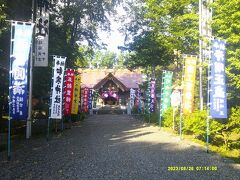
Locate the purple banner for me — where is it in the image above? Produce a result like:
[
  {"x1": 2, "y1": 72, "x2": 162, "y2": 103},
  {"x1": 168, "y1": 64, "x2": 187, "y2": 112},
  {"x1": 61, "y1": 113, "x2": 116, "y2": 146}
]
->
[
  {"x1": 210, "y1": 39, "x2": 227, "y2": 119},
  {"x1": 150, "y1": 80, "x2": 156, "y2": 112}
]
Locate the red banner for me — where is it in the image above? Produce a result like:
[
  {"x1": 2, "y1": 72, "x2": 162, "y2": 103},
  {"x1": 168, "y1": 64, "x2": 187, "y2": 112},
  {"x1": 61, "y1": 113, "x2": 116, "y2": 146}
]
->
[
  {"x1": 64, "y1": 69, "x2": 75, "y2": 116},
  {"x1": 82, "y1": 87, "x2": 89, "y2": 113}
]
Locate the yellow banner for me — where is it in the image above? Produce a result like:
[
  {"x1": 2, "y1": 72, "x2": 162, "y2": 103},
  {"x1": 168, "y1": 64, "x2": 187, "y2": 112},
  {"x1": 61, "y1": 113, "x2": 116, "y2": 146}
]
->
[
  {"x1": 182, "y1": 56, "x2": 197, "y2": 114},
  {"x1": 71, "y1": 75, "x2": 81, "y2": 114}
]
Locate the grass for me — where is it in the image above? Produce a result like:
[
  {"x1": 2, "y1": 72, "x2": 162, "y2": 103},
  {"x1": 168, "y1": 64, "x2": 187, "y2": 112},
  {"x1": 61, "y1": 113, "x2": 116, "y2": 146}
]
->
[
  {"x1": 141, "y1": 117, "x2": 240, "y2": 164},
  {"x1": 160, "y1": 127, "x2": 240, "y2": 163}
]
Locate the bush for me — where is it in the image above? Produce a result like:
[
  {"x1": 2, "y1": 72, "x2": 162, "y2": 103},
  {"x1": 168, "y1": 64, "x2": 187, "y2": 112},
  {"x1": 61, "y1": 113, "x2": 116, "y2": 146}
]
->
[
  {"x1": 143, "y1": 112, "x2": 160, "y2": 124},
  {"x1": 183, "y1": 110, "x2": 207, "y2": 140},
  {"x1": 211, "y1": 106, "x2": 240, "y2": 150},
  {"x1": 131, "y1": 105, "x2": 139, "y2": 114},
  {"x1": 162, "y1": 107, "x2": 173, "y2": 128}
]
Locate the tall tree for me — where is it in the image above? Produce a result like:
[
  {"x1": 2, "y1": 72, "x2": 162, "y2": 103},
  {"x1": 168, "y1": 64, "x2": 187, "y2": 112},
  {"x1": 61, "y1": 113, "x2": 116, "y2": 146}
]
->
[
  {"x1": 50, "y1": 0, "x2": 121, "y2": 67},
  {"x1": 212, "y1": 0, "x2": 240, "y2": 107},
  {"x1": 124, "y1": 31, "x2": 174, "y2": 75},
  {"x1": 145, "y1": 0, "x2": 199, "y2": 54}
]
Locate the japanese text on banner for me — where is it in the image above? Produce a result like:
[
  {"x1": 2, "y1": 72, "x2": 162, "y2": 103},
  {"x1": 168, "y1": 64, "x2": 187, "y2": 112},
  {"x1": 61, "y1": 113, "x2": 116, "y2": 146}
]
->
[
  {"x1": 182, "y1": 56, "x2": 197, "y2": 114},
  {"x1": 50, "y1": 56, "x2": 66, "y2": 119},
  {"x1": 82, "y1": 87, "x2": 89, "y2": 112},
  {"x1": 71, "y1": 75, "x2": 81, "y2": 114},
  {"x1": 160, "y1": 71, "x2": 173, "y2": 116},
  {"x1": 10, "y1": 22, "x2": 34, "y2": 120},
  {"x1": 35, "y1": 4, "x2": 49, "y2": 67},
  {"x1": 150, "y1": 80, "x2": 156, "y2": 112},
  {"x1": 64, "y1": 69, "x2": 74, "y2": 116},
  {"x1": 210, "y1": 40, "x2": 227, "y2": 118}
]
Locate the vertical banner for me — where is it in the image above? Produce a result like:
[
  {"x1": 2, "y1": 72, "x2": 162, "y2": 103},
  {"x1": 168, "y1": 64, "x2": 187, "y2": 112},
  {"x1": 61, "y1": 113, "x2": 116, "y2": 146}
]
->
[
  {"x1": 64, "y1": 69, "x2": 74, "y2": 116},
  {"x1": 145, "y1": 81, "x2": 150, "y2": 113},
  {"x1": 150, "y1": 80, "x2": 156, "y2": 112},
  {"x1": 210, "y1": 40, "x2": 227, "y2": 118},
  {"x1": 160, "y1": 71, "x2": 173, "y2": 116},
  {"x1": 82, "y1": 87, "x2": 89, "y2": 113},
  {"x1": 136, "y1": 88, "x2": 142, "y2": 112},
  {"x1": 50, "y1": 56, "x2": 66, "y2": 119},
  {"x1": 182, "y1": 55, "x2": 197, "y2": 114},
  {"x1": 71, "y1": 75, "x2": 81, "y2": 114},
  {"x1": 9, "y1": 22, "x2": 34, "y2": 120},
  {"x1": 88, "y1": 89, "x2": 93, "y2": 110},
  {"x1": 34, "y1": 3, "x2": 49, "y2": 67},
  {"x1": 130, "y1": 88, "x2": 136, "y2": 108}
]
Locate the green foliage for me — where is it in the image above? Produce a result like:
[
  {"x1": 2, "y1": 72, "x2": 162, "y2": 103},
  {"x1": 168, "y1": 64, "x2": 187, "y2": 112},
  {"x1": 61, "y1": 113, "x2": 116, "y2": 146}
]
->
[
  {"x1": 51, "y1": 0, "x2": 121, "y2": 67},
  {"x1": 227, "y1": 106, "x2": 240, "y2": 134},
  {"x1": 124, "y1": 31, "x2": 174, "y2": 70},
  {"x1": 212, "y1": 0, "x2": 240, "y2": 106},
  {"x1": 131, "y1": 105, "x2": 139, "y2": 114},
  {"x1": 162, "y1": 107, "x2": 174, "y2": 128},
  {"x1": 160, "y1": 107, "x2": 240, "y2": 151},
  {"x1": 71, "y1": 112, "x2": 86, "y2": 122},
  {"x1": 144, "y1": 112, "x2": 159, "y2": 124},
  {"x1": 145, "y1": 0, "x2": 199, "y2": 54},
  {"x1": 0, "y1": 1, "x2": 7, "y2": 36},
  {"x1": 183, "y1": 110, "x2": 207, "y2": 140}
]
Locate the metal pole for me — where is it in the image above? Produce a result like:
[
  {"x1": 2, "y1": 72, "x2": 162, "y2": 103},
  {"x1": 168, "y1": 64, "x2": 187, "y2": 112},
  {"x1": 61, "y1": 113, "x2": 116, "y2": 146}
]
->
[
  {"x1": 47, "y1": 59, "x2": 55, "y2": 140},
  {"x1": 172, "y1": 108, "x2": 175, "y2": 131},
  {"x1": 199, "y1": 0, "x2": 204, "y2": 111},
  {"x1": 47, "y1": 117, "x2": 50, "y2": 141},
  {"x1": 206, "y1": 39, "x2": 212, "y2": 153},
  {"x1": 159, "y1": 71, "x2": 165, "y2": 128},
  {"x1": 26, "y1": 0, "x2": 35, "y2": 139},
  {"x1": 8, "y1": 21, "x2": 13, "y2": 161},
  {"x1": 179, "y1": 58, "x2": 185, "y2": 140}
]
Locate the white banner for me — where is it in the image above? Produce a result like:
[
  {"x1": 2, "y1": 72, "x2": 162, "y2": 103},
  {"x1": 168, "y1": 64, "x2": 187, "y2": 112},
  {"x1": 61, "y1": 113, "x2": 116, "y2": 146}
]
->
[
  {"x1": 50, "y1": 56, "x2": 66, "y2": 119},
  {"x1": 34, "y1": 5, "x2": 49, "y2": 67},
  {"x1": 130, "y1": 88, "x2": 136, "y2": 108}
]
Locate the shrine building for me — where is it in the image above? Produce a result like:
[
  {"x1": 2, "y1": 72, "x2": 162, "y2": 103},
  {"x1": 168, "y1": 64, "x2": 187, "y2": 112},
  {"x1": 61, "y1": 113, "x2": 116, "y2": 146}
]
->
[{"x1": 79, "y1": 69, "x2": 143, "y2": 106}]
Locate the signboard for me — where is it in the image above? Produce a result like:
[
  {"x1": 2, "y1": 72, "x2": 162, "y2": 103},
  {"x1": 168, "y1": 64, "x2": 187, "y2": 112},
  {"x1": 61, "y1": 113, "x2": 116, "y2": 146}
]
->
[
  {"x1": 9, "y1": 22, "x2": 34, "y2": 120},
  {"x1": 160, "y1": 71, "x2": 173, "y2": 116},
  {"x1": 64, "y1": 69, "x2": 74, "y2": 116},
  {"x1": 50, "y1": 56, "x2": 66, "y2": 119},
  {"x1": 182, "y1": 56, "x2": 197, "y2": 114},
  {"x1": 34, "y1": 3, "x2": 49, "y2": 67},
  {"x1": 71, "y1": 75, "x2": 81, "y2": 114},
  {"x1": 171, "y1": 90, "x2": 181, "y2": 108},
  {"x1": 210, "y1": 40, "x2": 227, "y2": 118},
  {"x1": 150, "y1": 80, "x2": 156, "y2": 112}
]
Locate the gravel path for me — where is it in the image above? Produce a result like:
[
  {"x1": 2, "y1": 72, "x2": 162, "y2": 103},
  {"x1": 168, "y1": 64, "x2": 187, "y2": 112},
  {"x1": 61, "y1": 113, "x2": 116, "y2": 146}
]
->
[{"x1": 0, "y1": 114, "x2": 239, "y2": 180}]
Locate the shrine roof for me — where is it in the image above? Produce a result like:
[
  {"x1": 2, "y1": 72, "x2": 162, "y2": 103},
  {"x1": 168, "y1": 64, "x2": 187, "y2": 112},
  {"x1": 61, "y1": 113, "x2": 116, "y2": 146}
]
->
[{"x1": 78, "y1": 68, "x2": 143, "y2": 89}]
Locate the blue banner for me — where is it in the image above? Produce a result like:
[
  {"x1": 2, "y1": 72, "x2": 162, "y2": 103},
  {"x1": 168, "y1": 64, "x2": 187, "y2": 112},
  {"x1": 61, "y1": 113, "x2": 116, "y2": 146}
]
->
[
  {"x1": 88, "y1": 89, "x2": 93, "y2": 110},
  {"x1": 10, "y1": 22, "x2": 33, "y2": 120},
  {"x1": 210, "y1": 39, "x2": 227, "y2": 119}
]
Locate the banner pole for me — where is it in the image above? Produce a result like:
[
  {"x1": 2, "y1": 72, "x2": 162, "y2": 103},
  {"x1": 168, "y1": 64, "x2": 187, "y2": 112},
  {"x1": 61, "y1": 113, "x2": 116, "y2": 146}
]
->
[
  {"x1": 47, "y1": 58, "x2": 55, "y2": 141},
  {"x1": 179, "y1": 58, "x2": 185, "y2": 140},
  {"x1": 7, "y1": 22, "x2": 13, "y2": 160},
  {"x1": 206, "y1": 39, "x2": 212, "y2": 153},
  {"x1": 47, "y1": 117, "x2": 50, "y2": 141},
  {"x1": 26, "y1": 0, "x2": 35, "y2": 139},
  {"x1": 159, "y1": 71, "x2": 164, "y2": 128}
]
